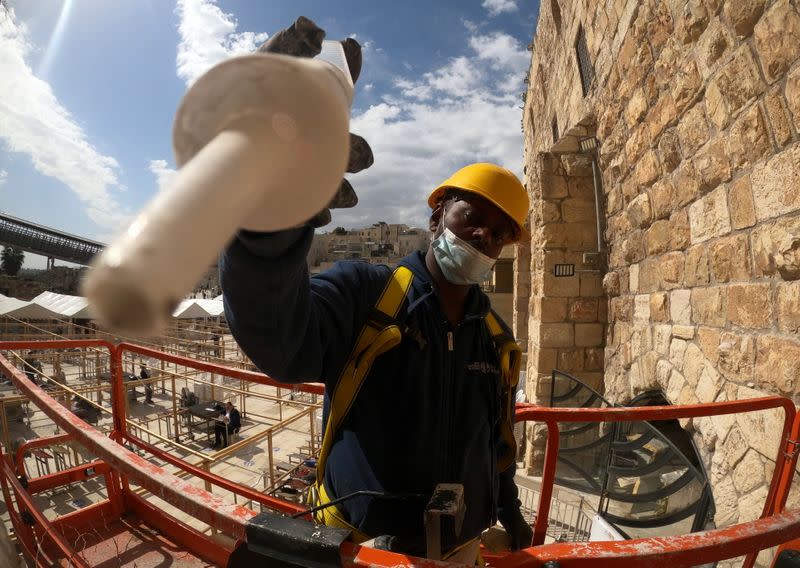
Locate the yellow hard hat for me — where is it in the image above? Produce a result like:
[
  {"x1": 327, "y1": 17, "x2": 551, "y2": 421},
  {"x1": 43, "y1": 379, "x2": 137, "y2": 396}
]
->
[{"x1": 428, "y1": 163, "x2": 529, "y2": 241}]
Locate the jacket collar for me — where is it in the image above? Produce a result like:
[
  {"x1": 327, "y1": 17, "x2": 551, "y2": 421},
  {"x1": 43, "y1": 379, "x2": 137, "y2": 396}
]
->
[{"x1": 398, "y1": 250, "x2": 491, "y2": 320}]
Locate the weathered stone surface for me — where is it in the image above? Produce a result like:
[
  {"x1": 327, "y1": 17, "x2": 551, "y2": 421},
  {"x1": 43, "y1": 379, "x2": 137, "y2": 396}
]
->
[
  {"x1": 713, "y1": 474, "x2": 740, "y2": 526},
  {"x1": 666, "y1": 368, "x2": 685, "y2": 402},
  {"x1": 738, "y1": 485, "x2": 770, "y2": 523},
  {"x1": 627, "y1": 193, "x2": 653, "y2": 229},
  {"x1": 728, "y1": 175, "x2": 756, "y2": 230},
  {"x1": 726, "y1": 104, "x2": 772, "y2": 170},
  {"x1": 753, "y1": 0, "x2": 800, "y2": 83},
  {"x1": 638, "y1": 257, "x2": 660, "y2": 292},
  {"x1": 647, "y1": 91, "x2": 677, "y2": 141},
  {"x1": 569, "y1": 298, "x2": 599, "y2": 322},
  {"x1": 709, "y1": 233, "x2": 752, "y2": 282},
  {"x1": 718, "y1": 332, "x2": 756, "y2": 383},
  {"x1": 580, "y1": 273, "x2": 604, "y2": 297},
  {"x1": 697, "y1": 326, "x2": 721, "y2": 362},
  {"x1": 724, "y1": 0, "x2": 766, "y2": 38},
  {"x1": 755, "y1": 335, "x2": 800, "y2": 395},
  {"x1": 777, "y1": 282, "x2": 800, "y2": 333},
  {"x1": 575, "y1": 323, "x2": 604, "y2": 347},
  {"x1": 634, "y1": 150, "x2": 661, "y2": 187},
  {"x1": 692, "y1": 286, "x2": 727, "y2": 327},
  {"x1": 650, "y1": 179, "x2": 675, "y2": 220},
  {"x1": 684, "y1": 245, "x2": 710, "y2": 286},
  {"x1": 670, "y1": 289, "x2": 692, "y2": 324},
  {"x1": 688, "y1": 186, "x2": 732, "y2": 243},
  {"x1": 727, "y1": 283, "x2": 773, "y2": 328},
  {"x1": 723, "y1": 425, "x2": 749, "y2": 468},
  {"x1": 764, "y1": 85, "x2": 793, "y2": 147},
  {"x1": 693, "y1": 138, "x2": 731, "y2": 194},
  {"x1": 644, "y1": 220, "x2": 671, "y2": 255},
  {"x1": 677, "y1": 103, "x2": 710, "y2": 155},
  {"x1": 585, "y1": 347, "x2": 603, "y2": 370},
  {"x1": 660, "y1": 251, "x2": 685, "y2": 289},
  {"x1": 695, "y1": 17, "x2": 733, "y2": 76},
  {"x1": 678, "y1": 0, "x2": 710, "y2": 43},
  {"x1": 657, "y1": 129, "x2": 682, "y2": 173},
  {"x1": 750, "y1": 215, "x2": 800, "y2": 279},
  {"x1": 603, "y1": 271, "x2": 620, "y2": 296},
  {"x1": 672, "y1": 161, "x2": 701, "y2": 208},
  {"x1": 672, "y1": 324, "x2": 694, "y2": 339},
  {"x1": 625, "y1": 123, "x2": 651, "y2": 166},
  {"x1": 696, "y1": 363, "x2": 723, "y2": 402},
  {"x1": 540, "y1": 200, "x2": 561, "y2": 223},
  {"x1": 751, "y1": 145, "x2": 800, "y2": 221},
  {"x1": 634, "y1": 293, "x2": 650, "y2": 322},
  {"x1": 630, "y1": 264, "x2": 640, "y2": 293},
  {"x1": 542, "y1": 174, "x2": 569, "y2": 198},
  {"x1": 670, "y1": 337, "x2": 688, "y2": 370},
  {"x1": 682, "y1": 342, "x2": 706, "y2": 386},
  {"x1": 671, "y1": 57, "x2": 703, "y2": 114},
  {"x1": 650, "y1": 292, "x2": 669, "y2": 322},
  {"x1": 561, "y1": 198, "x2": 596, "y2": 222},
  {"x1": 733, "y1": 450, "x2": 765, "y2": 493},
  {"x1": 669, "y1": 209, "x2": 691, "y2": 251},
  {"x1": 704, "y1": 45, "x2": 766, "y2": 129},
  {"x1": 654, "y1": 324, "x2": 673, "y2": 354},
  {"x1": 539, "y1": 323, "x2": 575, "y2": 348},
  {"x1": 788, "y1": 67, "x2": 800, "y2": 130},
  {"x1": 624, "y1": 87, "x2": 649, "y2": 126},
  {"x1": 538, "y1": 297, "x2": 568, "y2": 322},
  {"x1": 558, "y1": 349, "x2": 584, "y2": 371}
]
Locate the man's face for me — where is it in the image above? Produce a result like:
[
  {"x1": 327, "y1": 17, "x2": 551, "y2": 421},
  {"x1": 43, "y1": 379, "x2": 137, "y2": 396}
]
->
[
  {"x1": 432, "y1": 194, "x2": 516, "y2": 259},
  {"x1": 226, "y1": 403, "x2": 233, "y2": 411}
]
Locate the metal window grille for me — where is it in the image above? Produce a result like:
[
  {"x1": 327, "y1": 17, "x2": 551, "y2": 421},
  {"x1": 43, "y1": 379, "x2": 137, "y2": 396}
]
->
[
  {"x1": 551, "y1": 116, "x2": 559, "y2": 143},
  {"x1": 575, "y1": 26, "x2": 594, "y2": 97}
]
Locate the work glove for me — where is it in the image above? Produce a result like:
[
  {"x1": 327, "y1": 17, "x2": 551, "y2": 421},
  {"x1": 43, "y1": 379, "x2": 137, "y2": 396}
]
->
[
  {"x1": 258, "y1": 17, "x2": 373, "y2": 228},
  {"x1": 499, "y1": 506, "x2": 533, "y2": 551}
]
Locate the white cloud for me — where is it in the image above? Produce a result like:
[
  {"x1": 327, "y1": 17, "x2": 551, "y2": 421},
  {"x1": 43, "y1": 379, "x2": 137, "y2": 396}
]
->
[
  {"x1": 149, "y1": 159, "x2": 177, "y2": 192},
  {"x1": 482, "y1": 0, "x2": 519, "y2": 17},
  {"x1": 0, "y1": 169, "x2": 7, "y2": 188},
  {"x1": 469, "y1": 32, "x2": 530, "y2": 75},
  {"x1": 0, "y1": 8, "x2": 129, "y2": 229},
  {"x1": 175, "y1": 0, "x2": 268, "y2": 86}
]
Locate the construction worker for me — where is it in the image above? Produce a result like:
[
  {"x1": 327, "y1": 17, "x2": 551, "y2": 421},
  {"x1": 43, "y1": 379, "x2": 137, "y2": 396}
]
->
[{"x1": 221, "y1": 159, "x2": 532, "y2": 559}]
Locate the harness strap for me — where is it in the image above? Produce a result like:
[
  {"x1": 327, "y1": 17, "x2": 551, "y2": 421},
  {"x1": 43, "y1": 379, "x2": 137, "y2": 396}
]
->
[
  {"x1": 485, "y1": 311, "x2": 522, "y2": 472},
  {"x1": 314, "y1": 266, "x2": 414, "y2": 527}
]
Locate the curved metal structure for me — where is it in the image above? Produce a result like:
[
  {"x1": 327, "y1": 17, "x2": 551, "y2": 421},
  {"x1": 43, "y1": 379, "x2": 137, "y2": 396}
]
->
[{"x1": 0, "y1": 213, "x2": 105, "y2": 266}]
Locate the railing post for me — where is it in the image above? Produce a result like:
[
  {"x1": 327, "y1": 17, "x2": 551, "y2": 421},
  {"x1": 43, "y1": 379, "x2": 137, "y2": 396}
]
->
[
  {"x1": 110, "y1": 345, "x2": 127, "y2": 436},
  {"x1": 532, "y1": 419, "x2": 559, "y2": 546}
]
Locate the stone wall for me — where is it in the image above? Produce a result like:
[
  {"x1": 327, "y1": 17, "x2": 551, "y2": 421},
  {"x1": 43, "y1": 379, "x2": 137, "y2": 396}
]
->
[{"x1": 522, "y1": 0, "x2": 800, "y2": 560}]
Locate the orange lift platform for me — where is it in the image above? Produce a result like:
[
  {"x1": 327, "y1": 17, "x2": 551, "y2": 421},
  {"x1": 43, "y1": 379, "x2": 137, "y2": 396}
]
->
[{"x1": 1, "y1": 339, "x2": 800, "y2": 567}]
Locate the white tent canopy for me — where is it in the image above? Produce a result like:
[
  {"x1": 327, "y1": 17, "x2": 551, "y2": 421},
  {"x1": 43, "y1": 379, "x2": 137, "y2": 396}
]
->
[{"x1": 0, "y1": 292, "x2": 223, "y2": 321}]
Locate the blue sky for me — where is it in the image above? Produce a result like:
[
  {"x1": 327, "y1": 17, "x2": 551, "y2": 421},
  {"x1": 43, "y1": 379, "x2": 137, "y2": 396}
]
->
[{"x1": 0, "y1": 0, "x2": 539, "y2": 268}]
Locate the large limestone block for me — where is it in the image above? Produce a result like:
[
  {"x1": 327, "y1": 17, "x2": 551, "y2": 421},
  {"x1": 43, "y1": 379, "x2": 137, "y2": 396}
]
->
[
  {"x1": 764, "y1": 84, "x2": 794, "y2": 147},
  {"x1": 724, "y1": 0, "x2": 766, "y2": 38},
  {"x1": 728, "y1": 175, "x2": 756, "y2": 230},
  {"x1": 538, "y1": 297, "x2": 568, "y2": 322},
  {"x1": 718, "y1": 332, "x2": 756, "y2": 383},
  {"x1": 657, "y1": 129, "x2": 682, "y2": 174},
  {"x1": 539, "y1": 323, "x2": 574, "y2": 348},
  {"x1": 697, "y1": 326, "x2": 721, "y2": 363},
  {"x1": 678, "y1": 0, "x2": 710, "y2": 44},
  {"x1": 650, "y1": 292, "x2": 670, "y2": 322},
  {"x1": 750, "y1": 215, "x2": 800, "y2": 278},
  {"x1": 569, "y1": 298, "x2": 599, "y2": 322},
  {"x1": 670, "y1": 288, "x2": 692, "y2": 324},
  {"x1": 753, "y1": 0, "x2": 800, "y2": 83},
  {"x1": 634, "y1": 150, "x2": 661, "y2": 187},
  {"x1": 693, "y1": 138, "x2": 732, "y2": 194},
  {"x1": 691, "y1": 286, "x2": 727, "y2": 327},
  {"x1": 733, "y1": 450, "x2": 766, "y2": 494},
  {"x1": 672, "y1": 161, "x2": 702, "y2": 208},
  {"x1": 735, "y1": 385, "x2": 784, "y2": 460},
  {"x1": 755, "y1": 335, "x2": 800, "y2": 395},
  {"x1": 695, "y1": 17, "x2": 734, "y2": 77},
  {"x1": 634, "y1": 294, "x2": 651, "y2": 322},
  {"x1": 650, "y1": 178, "x2": 675, "y2": 220},
  {"x1": 708, "y1": 233, "x2": 752, "y2": 282},
  {"x1": 777, "y1": 282, "x2": 800, "y2": 333},
  {"x1": 751, "y1": 145, "x2": 800, "y2": 222},
  {"x1": 672, "y1": 58, "x2": 703, "y2": 114},
  {"x1": 682, "y1": 342, "x2": 707, "y2": 387},
  {"x1": 670, "y1": 337, "x2": 688, "y2": 370},
  {"x1": 712, "y1": 474, "x2": 741, "y2": 526},
  {"x1": 669, "y1": 208, "x2": 691, "y2": 251},
  {"x1": 575, "y1": 323, "x2": 604, "y2": 347},
  {"x1": 660, "y1": 251, "x2": 686, "y2": 289},
  {"x1": 788, "y1": 67, "x2": 800, "y2": 130},
  {"x1": 647, "y1": 91, "x2": 677, "y2": 141},
  {"x1": 704, "y1": 45, "x2": 766, "y2": 129},
  {"x1": 677, "y1": 102, "x2": 711, "y2": 155},
  {"x1": 738, "y1": 485, "x2": 769, "y2": 523},
  {"x1": 727, "y1": 283, "x2": 773, "y2": 328},
  {"x1": 684, "y1": 244, "x2": 711, "y2": 286},
  {"x1": 725, "y1": 104, "x2": 772, "y2": 170},
  {"x1": 638, "y1": 257, "x2": 661, "y2": 293},
  {"x1": 645, "y1": 220, "x2": 671, "y2": 255},
  {"x1": 688, "y1": 186, "x2": 732, "y2": 243}
]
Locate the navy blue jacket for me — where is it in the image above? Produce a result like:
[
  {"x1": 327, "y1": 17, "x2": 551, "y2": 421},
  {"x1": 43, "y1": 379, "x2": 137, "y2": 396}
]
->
[{"x1": 220, "y1": 227, "x2": 520, "y2": 554}]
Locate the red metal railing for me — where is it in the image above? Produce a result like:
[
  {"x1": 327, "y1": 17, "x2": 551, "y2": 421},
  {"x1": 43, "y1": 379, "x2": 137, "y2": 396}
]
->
[{"x1": 1, "y1": 339, "x2": 799, "y2": 568}]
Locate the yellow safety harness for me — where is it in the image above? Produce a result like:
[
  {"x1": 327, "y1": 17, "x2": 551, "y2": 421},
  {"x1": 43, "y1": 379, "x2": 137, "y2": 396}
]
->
[{"x1": 313, "y1": 265, "x2": 522, "y2": 544}]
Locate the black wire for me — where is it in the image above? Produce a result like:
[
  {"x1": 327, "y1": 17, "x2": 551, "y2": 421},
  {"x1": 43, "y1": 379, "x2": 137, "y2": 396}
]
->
[{"x1": 290, "y1": 490, "x2": 426, "y2": 519}]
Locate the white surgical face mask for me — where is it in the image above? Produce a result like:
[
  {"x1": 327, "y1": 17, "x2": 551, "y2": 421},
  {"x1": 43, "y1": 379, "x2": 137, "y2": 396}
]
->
[{"x1": 431, "y1": 220, "x2": 496, "y2": 285}]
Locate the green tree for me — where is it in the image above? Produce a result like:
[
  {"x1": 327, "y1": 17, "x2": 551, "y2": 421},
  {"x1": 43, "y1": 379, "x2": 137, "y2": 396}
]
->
[
  {"x1": 1, "y1": 247, "x2": 24, "y2": 276},
  {"x1": 333, "y1": 227, "x2": 347, "y2": 235}
]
